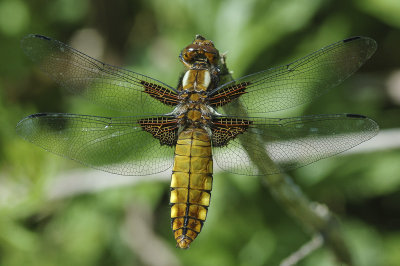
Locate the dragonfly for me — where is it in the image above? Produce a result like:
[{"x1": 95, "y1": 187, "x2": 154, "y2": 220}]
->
[{"x1": 17, "y1": 34, "x2": 378, "y2": 249}]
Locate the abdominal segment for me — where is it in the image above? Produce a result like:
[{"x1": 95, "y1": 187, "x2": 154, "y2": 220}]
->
[{"x1": 170, "y1": 128, "x2": 213, "y2": 249}]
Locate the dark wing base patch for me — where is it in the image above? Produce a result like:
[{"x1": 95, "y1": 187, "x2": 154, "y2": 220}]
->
[
  {"x1": 141, "y1": 81, "x2": 179, "y2": 106},
  {"x1": 211, "y1": 118, "x2": 252, "y2": 147},
  {"x1": 208, "y1": 82, "x2": 250, "y2": 107},
  {"x1": 139, "y1": 117, "x2": 179, "y2": 146}
]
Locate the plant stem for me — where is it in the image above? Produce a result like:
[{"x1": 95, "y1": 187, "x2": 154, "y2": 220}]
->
[{"x1": 219, "y1": 55, "x2": 353, "y2": 265}]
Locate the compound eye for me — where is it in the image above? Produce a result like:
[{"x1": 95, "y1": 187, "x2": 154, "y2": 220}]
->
[
  {"x1": 205, "y1": 52, "x2": 218, "y2": 65},
  {"x1": 183, "y1": 49, "x2": 195, "y2": 62},
  {"x1": 201, "y1": 45, "x2": 219, "y2": 65}
]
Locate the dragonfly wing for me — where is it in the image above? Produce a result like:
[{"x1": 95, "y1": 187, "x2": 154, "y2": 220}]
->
[
  {"x1": 212, "y1": 114, "x2": 379, "y2": 175},
  {"x1": 209, "y1": 37, "x2": 377, "y2": 115},
  {"x1": 21, "y1": 34, "x2": 178, "y2": 115},
  {"x1": 16, "y1": 113, "x2": 176, "y2": 176}
]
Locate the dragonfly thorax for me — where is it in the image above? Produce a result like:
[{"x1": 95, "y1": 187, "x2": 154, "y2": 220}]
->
[{"x1": 174, "y1": 68, "x2": 217, "y2": 129}]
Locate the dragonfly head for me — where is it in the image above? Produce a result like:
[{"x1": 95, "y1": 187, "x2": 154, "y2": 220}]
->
[{"x1": 180, "y1": 35, "x2": 220, "y2": 69}]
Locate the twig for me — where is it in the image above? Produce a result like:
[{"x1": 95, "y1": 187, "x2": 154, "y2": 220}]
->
[
  {"x1": 237, "y1": 105, "x2": 352, "y2": 265},
  {"x1": 280, "y1": 234, "x2": 324, "y2": 266},
  {"x1": 219, "y1": 57, "x2": 353, "y2": 265},
  {"x1": 123, "y1": 203, "x2": 181, "y2": 266},
  {"x1": 45, "y1": 128, "x2": 393, "y2": 198}
]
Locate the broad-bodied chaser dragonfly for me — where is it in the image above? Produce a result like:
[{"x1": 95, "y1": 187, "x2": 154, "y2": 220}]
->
[{"x1": 17, "y1": 34, "x2": 378, "y2": 248}]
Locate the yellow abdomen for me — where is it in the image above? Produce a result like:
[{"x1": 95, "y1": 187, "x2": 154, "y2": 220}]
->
[{"x1": 170, "y1": 127, "x2": 213, "y2": 249}]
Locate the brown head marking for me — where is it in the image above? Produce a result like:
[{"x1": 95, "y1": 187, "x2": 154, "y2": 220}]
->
[{"x1": 180, "y1": 35, "x2": 220, "y2": 67}]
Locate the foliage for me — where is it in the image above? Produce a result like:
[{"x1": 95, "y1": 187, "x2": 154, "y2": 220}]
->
[{"x1": 1, "y1": 0, "x2": 400, "y2": 265}]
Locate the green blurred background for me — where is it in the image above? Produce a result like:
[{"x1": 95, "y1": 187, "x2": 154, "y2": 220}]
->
[{"x1": 1, "y1": 0, "x2": 400, "y2": 265}]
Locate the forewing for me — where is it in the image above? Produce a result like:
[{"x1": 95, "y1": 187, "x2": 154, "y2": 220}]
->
[
  {"x1": 210, "y1": 37, "x2": 377, "y2": 115},
  {"x1": 16, "y1": 113, "x2": 175, "y2": 175},
  {"x1": 213, "y1": 114, "x2": 379, "y2": 175},
  {"x1": 21, "y1": 34, "x2": 177, "y2": 115}
]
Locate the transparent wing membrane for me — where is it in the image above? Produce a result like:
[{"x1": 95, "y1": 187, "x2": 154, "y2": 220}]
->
[
  {"x1": 213, "y1": 114, "x2": 379, "y2": 175},
  {"x1": 21, "y1": 34, "x2": 177, "y2": 115},
  {"x1": 16, "y1": 113, "x2": 174, "y2": 175},
  {"x1": 211, "y1": 37, "x2": 377, "y2": 115},
  {"x1": 18, "y1": 35, "x2": 378, "y2": 177}
]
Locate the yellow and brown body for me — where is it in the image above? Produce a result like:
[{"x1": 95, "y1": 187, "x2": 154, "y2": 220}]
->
[
  {"x1": 138, "y1": 35, "x2": 250, "y2": 248},
  {"x1": 168, "y1": 38, "x2": 219, "y2": 248},
  {"x1": 170, "y1": 128, "x2": 213, "y2": 248}
]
